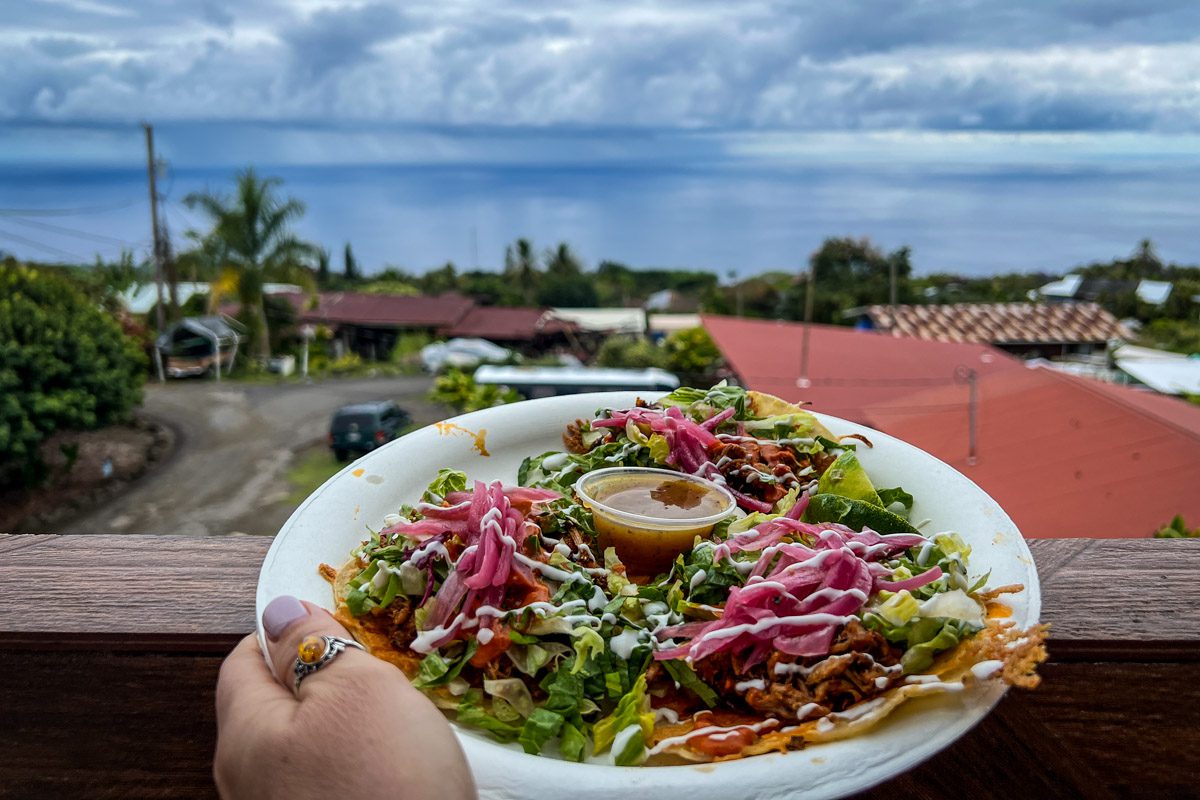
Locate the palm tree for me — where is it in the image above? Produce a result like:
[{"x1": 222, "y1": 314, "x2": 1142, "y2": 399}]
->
[
  {"x1": 184, "y1": 168, "x2": 315, "y2": 359},
  {"x1": 504, "y1": 238, "x2": 540, "y2": 305}
]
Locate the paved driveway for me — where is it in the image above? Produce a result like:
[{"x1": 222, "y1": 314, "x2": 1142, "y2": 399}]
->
[{"x1": 60, "y1": 376, "x2": 444, "y2": 537}]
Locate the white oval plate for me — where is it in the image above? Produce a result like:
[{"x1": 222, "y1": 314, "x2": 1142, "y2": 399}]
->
[{"x1": 257, "y1": 392, "x2": 1040, "y2": 800}]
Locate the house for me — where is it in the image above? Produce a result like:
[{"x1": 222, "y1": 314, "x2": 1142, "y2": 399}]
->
[
  {"x1": 1112, "y1": 344, "x2": 1200, "y2": 395},
  {"x1": 647, "y1": 313, "x2": 702, "y2": 341},
  {"x1": 861, "y1": 365, "x2": 1200, "y2": 538},
  {"x1": 279, "y1": 291, "x2": 474, "y2": 359},
  {"x1": 702, "y1": 314, "x2": 1024, "y2": 423},
  {"x1": 441, "y1": 306, "x2": 578, "y2": 351},
  {"x1": 702, "y1": 314, "x2": 1200, "y2": 538},
  {"x1": 549, "y1": 307, "x2": 647, "y2": 336},
  {"x1": 848, "y1": 302, "x2": 1130, "y2": 358}
]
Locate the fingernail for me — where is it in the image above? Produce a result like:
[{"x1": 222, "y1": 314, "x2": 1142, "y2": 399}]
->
[{"x1": 263, "y1": 595, "x2": 309, "y2": 641}]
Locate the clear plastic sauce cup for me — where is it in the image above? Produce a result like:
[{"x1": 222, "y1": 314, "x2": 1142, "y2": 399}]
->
[{"x1": 575, "y1": 467, "x2": 736, "y2": 579}]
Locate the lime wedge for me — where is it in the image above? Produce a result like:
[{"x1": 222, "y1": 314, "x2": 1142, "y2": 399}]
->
[
  {"x1": 804, "y1": 493, "x2": 918, "y2": 534},
  {"x1": 817, "y1": 451, "x2": 882, "y2": 507}
]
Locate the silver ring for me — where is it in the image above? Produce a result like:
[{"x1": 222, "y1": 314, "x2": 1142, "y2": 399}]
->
[{"x1": 292, "y1": 634, "x2": 365, "y2": 695}]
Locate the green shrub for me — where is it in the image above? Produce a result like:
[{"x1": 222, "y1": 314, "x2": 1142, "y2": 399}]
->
[
  {"x1": 429, "y1": 368, "x2": 518, "y2": 413},
  {"x1": 1153, "y1": 515, "x2": 1200, "y2": 538},
  {"x1": 0, "y1": 265, "x2": 145, "y2": 486},
  {"x1": 595, "y1": 336, "x2": 668, "y2": 369},
  {"x1": 664, "y1": 326, "x2": 721, "y2": 375}
]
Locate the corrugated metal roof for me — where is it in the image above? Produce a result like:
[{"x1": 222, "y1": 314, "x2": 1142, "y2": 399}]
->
[
  {"x1": 701, "y1": 314, "x2": 1024, "y2": 423},
  {"x1": 1116, "y1": 357, "x2": 1200, "y2": 396},
  {"x1": 860, "y1": 366, "x2": 1200, "y2": 538},
  {"x1": 444, "y1": 306, "x2": 575, "y2": 341},
  {"x1": 550, "y1": 308, "x2": 646, "y2": 334},
  {"x1": 283, "y1": 291, "x2": 474, "y2": 328},
  {"x1": 864, "y1": 302, "x2": 1130, "y2": 345}
]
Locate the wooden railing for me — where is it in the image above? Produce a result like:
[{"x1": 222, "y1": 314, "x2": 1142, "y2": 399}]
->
[{"x1": 2, "y1": 535, "x2": 1198, "y2": 798}]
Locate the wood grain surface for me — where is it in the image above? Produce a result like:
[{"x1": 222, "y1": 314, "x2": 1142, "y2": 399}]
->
[{"x1": 1, "y1": 534, "x2": 1198, "y2": 799}]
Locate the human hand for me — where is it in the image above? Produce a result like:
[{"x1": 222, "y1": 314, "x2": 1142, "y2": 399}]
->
[{"x1": 214, "y1": 595, "x2": 476, "y2": 800}]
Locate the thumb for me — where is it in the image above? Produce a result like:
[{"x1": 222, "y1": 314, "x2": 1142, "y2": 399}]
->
[{"x1": 261, "y1": 595, "x2": 368, "y2": 695}]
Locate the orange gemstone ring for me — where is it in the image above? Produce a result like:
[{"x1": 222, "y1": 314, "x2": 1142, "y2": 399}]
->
[{"x1": 292, "y1": 634, "x2": 364, "y2": 695}]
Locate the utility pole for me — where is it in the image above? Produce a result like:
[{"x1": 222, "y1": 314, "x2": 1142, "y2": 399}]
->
[
  {"x1": 797, "y1": 265, "x2": 815, "y2": 389},
  {"x1": 143, "y1": 122, "x2": 166, "y2": 334}
]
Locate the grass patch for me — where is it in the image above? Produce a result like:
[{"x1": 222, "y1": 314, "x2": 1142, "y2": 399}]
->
[{"x1": 285, "y1": 444, "x2": 344, "y2": 506}]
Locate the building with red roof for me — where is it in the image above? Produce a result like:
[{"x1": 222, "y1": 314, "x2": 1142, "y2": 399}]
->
[
  {"x1": 276, "y1": 290, "x2": 475, "y2": 359},
  {"x1": 701, "y1": 315, "x2": 1025, "y2": 423},
  {"x1": 442, "y1": 306, "x2": 578, "y2": 349},
  {"x1": 703, "y1": 314, "x2": 1200, "y2": 538}
]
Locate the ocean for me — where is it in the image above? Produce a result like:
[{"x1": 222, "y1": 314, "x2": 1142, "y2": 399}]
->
[{"x1": 2, "y1": 125, "x2": 1198, "y2": 276}]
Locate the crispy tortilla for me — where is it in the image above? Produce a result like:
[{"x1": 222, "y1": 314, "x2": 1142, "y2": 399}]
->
[
  {"x1": 648, "y1": 618, "x2": 1048, "y2": 763},
  {"x1": 745, "y1": 389, "x2": 836, "y2": 440}
]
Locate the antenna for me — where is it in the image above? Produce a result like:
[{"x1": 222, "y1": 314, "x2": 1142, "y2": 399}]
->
[
  {"x1": 797, "y1": 265, "x2": 815, "y2": 389},
  {"x1": 954, "y1": 366, "x2": 979, "y2": 464}
]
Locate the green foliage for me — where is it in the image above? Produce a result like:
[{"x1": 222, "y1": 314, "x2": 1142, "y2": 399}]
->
[
  {"x1": 343, "y1": 242, "x2": 359, "y2": 281},
  {"x1": 1137, "y1": 319, "x2": 1200, "y2": 356},
  {"x1": 0, "y1": 265, "x2": 145, "y2": 486},
  {"x1": 184, "y1": 168, "x2": 317, "y2": 359},
  {"x1": 663, "y1": 326, "x2": 721, "y2": 376},
  {"x1": 1153, "y1": 515, "x2": 1200, "y2": 538},
  {"x1": 429, "y1": 368, "x2": 519, "y2": 413},
  {"x1": 595, "y1": 336, "x2": 668, "y2": 369}
]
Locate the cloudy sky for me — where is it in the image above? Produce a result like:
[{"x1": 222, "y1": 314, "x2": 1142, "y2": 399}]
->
[{"x1": 2, "y1": 1, "x2": 1199, "y2": 272}]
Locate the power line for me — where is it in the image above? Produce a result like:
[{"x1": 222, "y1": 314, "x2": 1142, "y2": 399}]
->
[
  {"x1": 0, "y1": 199, "x2": 139, "y2": 217},
  {"x1": 5, "y1": 215, "x2": 138, "y2": 248},
  {"x1": 0, "y1": 226, "x2": 86, "y2": 261}
]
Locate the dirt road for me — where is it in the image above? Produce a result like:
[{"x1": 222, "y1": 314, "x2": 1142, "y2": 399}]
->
[{"x1": 59, "y1": 376, "x2": 444, "y2": 537}]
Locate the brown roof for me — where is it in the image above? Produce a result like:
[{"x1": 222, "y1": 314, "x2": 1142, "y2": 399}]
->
[
  {"x1": 282, "y1": 291, "x2": 474, "y2": 329},
  {"x1": 443, "y1": 306, "x2": 577, "y2": 341},
  {"x1": 863, "y1": 302, "x2": 1131, "y2": 345}
]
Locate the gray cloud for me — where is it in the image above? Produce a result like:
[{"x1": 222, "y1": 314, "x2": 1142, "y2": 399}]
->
[
  {"x1": 3, "y1": 0, "x2": 1199, "y2": 132},
  {"x1": 281, "y1": 3, "x2": 413, "y2": 81}
]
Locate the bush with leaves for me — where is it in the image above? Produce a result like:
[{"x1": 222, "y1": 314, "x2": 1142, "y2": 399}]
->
[
  {"x1": 429, "y1": 369, "x2": 519, "y2": 414},
  {"x1": 1153, "y1": 515, "x2": 1200, "y2": 539},
  {"x1": 0, "y1": 265, "x2": 145, "y2": 486},
  {"x1": 663, "y1": 326, "x2": 721, "y2": 376},
  {"x1": 594, "y1": 336, "x2": 668, "y2": 370}
]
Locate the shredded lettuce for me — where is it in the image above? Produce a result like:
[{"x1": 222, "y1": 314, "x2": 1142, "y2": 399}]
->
[
  {"x1": 570, "y1": 627, "x2": 605, "y2": 674},
  {"x1": 457, "y1": 689, "x2": 522, "y2": 742},
  {"x1": 592, "y1": 674, "x2": 654, "y2": 765},
  {"x1": 661, "y1": 659, "x2": 717, "y2": 708},
  {"x1": 422, "y1": 468, "x2": 468, "y2": 503},
  {"x1": 874, "y1": 589, "x2": 920, "y2": 626},
  {"x1": 864, "y1": 615, "x2": 982, "y2": 674},
  {"x1": 413, "y1": 640, "x2": 478, "y2": 689},
  {"x1": 484, "y1": 678, "x2": 535, "y2": 721}
]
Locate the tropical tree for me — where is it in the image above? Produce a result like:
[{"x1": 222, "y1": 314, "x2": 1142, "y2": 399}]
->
[
  {"x1": 538, "y1": 242, "x2": 596, "y2": 306},
  {"x1": 344, "y1": 242, "x2": 359, "y2": 282},
  {"x1": 504, "y1": 238, "x2": 540, "y2": 305},
  {"x1": 184, "y1": 168, "x2": 316, "y2": 359}
]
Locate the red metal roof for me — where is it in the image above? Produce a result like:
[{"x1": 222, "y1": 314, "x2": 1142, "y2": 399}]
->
[
  {"x1": 702, "y1": 314, "x2": 1200, "y2": 539},
  {"x1": 863, "y1": 302, "x2": 1131, "y2": 344},
  {"x1": 443, "y1": 306, "x2": 576, "y2": 341},
  {"x1": 701, "y1": 314, "x2": 1024, "y2": 423},
  {"x1": 861, "y1": 366, "x2": 1200, "y2": 538},
  {"x1": 281, "y1": 291, "x2": 474, "y2": 329}
]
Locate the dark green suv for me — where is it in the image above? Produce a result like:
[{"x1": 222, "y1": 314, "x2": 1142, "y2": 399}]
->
[{"x1": 328, "y1": 401, "x2": 411, "y2": 461}]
